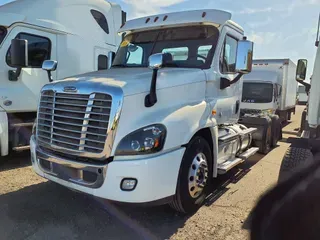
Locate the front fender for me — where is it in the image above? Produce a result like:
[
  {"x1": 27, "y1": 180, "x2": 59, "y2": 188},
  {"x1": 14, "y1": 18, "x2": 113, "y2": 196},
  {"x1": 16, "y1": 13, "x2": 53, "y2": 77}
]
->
[{"x1": 112, "y1": 82, "x2": 216, "y2": 155}]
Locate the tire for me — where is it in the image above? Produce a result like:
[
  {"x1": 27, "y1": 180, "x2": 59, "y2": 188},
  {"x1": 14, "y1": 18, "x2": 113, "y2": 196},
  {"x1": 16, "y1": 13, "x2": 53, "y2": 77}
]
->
[
  {"x1": 270, "y1": 115, "x2": 281, "y2": 148},
  {"x1": 259, "y1": 124, "x2": 272, "y2": 154},
  {"x1": 169, "y1": 136, "x2": 213, "y2": 214},
  {"x1": 300, "y1": 109, "x2": 307, "y2": 133},
  {"x1": 278, "y1": 147, "x2": 313, "y2": 183}
]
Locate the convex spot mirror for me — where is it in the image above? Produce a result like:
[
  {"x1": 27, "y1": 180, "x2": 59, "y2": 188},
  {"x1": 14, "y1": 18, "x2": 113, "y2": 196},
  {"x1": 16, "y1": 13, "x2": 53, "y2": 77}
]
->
[{"x1": 42, "y1": 60, "x2": 57, "y2": 72}]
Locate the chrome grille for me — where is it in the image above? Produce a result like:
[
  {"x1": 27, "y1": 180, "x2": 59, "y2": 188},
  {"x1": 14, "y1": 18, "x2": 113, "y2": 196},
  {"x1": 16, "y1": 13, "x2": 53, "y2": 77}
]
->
[{"x1": 37, "y1": 90, "x2": 112, "y2": 154}]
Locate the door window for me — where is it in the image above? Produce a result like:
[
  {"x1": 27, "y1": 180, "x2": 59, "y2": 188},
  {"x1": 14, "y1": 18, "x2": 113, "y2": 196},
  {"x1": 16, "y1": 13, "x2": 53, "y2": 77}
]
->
[
  {"x1": 220, "y1": 35, "x2": 238, "y2": 73},
  {"x1": 6, "y1": 33, "x2": 51, "y2": 68},
  {"x1": 98, "y1": 55, "x2": 108, "y2": 70},
  {"x1": 0, "y1": 26, "x2": 7, "y2": 44}
]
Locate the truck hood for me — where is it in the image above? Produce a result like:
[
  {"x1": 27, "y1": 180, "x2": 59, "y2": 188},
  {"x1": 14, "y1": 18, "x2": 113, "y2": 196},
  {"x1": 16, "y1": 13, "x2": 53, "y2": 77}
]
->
[{"x1": 62, "y1": 68, "x2": 206, "y2": 96}]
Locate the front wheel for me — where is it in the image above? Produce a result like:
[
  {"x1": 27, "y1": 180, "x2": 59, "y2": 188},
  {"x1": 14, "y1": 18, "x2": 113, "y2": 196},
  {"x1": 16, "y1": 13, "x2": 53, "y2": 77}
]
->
[{"x1": 169, "y1": 136, "x2": 213, "y2": 214}]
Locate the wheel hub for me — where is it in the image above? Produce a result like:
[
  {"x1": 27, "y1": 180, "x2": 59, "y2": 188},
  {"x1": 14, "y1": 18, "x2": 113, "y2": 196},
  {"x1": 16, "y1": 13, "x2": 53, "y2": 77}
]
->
[{"x1": 188, "y1": 153, "x2": 209, "y2": 199}]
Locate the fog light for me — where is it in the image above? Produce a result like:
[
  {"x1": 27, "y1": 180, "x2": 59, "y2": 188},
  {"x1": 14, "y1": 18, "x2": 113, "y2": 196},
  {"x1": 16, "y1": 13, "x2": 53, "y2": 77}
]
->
[{"x1": 121, "y1": 178, "x2": 137, "y2": 191}]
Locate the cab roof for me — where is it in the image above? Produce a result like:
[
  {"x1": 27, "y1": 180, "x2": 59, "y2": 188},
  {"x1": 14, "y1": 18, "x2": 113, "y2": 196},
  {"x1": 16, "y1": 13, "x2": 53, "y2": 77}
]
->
[
  {"x1": 0, "y1": 0, "x2": 119, "y2": 33},
  {"x1": 119, "y1": 9, "x2": 239, "y2": 34}
]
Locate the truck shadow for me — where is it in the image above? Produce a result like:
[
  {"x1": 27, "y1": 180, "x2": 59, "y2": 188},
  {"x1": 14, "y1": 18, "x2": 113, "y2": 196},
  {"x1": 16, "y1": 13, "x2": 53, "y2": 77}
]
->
[
  {"x1": 0, "y1": 154, "x2": 266, "y2": 240},
  {"x1": 0, "y1": 182, "x2": 188, "y2": 240},
  {"x1": 0, "y1": 152, "x2": 31, "y2": 173},
  {"x1": 205, "y1": 153, "x2": 264, "y2": 207}
]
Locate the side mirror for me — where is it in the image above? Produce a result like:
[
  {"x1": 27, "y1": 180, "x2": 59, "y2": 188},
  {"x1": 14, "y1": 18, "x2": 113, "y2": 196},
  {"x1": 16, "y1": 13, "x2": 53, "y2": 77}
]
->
[
  {"x1": 42, "y1": 60, "x2": 58, "y2": 82},
  {"x1": 235, "y1": 40, "x2": 254, "y2": 74},
  {"x1": 11, "y1": 39, "x2": 28, "y2": 67},
  {"x1": 296, "y1": 59, "x2": 308, "y2": 81},
  {"x1": 8, "y1": 39, "x2": 28, "y2": 81},
  {"x1": 107, "y1": 51, "x2": 116, "y2": 69}
]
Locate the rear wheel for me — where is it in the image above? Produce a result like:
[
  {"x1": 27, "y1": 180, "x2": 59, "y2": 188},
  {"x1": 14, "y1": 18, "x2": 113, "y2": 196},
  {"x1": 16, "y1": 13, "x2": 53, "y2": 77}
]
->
[
  {"x1": 271, "y1": 115, "x2": 281, "y2": 147},
  {"x1": 278, "y1": 147, "x2": 313, "y2": 183},
  {"x1": 259, "y1": 124, "x2": 272, "y2": 154},
  {"x1": 169, "y1": 136, "x2": 212, "y2": 214}
]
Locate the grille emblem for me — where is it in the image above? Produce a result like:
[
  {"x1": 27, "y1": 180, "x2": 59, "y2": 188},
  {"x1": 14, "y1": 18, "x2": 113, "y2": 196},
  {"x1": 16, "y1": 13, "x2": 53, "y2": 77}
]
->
[{"x1": 63, "y1": 86, "x2": 77, "y2": 92}]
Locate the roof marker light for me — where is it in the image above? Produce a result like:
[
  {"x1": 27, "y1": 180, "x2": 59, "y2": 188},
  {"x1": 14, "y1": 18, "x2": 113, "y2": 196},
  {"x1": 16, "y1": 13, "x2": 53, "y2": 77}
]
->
[
  {"x1": 163, "y1": 15, "x2": 168, "y2": 21},
  {"x1": 154, "y1": 16, "x2": 159, "y2": 22},
  {"x1": 145, "y1": 18, "x2": 150, "y2": 23},
  {"x1": 202, "y1": 12, "x2": 207, "y2": 18}
]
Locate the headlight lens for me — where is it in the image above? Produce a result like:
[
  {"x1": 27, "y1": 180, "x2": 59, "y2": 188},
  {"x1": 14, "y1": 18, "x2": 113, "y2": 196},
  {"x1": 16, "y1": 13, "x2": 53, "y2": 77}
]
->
[
  {"x1": 262, "y1": 109, "x2": 274, "y2": 114},
  {"x1": 115, "y1": 124, "x2": 166, "y2": 156}
]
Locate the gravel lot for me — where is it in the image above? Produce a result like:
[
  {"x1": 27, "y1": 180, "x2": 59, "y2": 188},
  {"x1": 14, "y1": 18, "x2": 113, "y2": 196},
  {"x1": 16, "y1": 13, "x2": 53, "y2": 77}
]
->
[{"x1": 0, "y1": 106, "x2": 304, "y2": 240}]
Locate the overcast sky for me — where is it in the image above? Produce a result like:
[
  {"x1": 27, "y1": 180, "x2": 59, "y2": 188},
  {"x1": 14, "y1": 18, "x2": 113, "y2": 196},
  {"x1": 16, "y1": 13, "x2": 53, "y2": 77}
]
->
[{"x1": 1, "y1": 0, "x2": 319, "y2": 78}]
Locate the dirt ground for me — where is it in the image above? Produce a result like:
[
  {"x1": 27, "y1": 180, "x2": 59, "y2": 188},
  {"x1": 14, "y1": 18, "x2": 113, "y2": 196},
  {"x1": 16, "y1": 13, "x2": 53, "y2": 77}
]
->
[{"x1": 0, "y1": 106, "x2": 304, "y2": 240}]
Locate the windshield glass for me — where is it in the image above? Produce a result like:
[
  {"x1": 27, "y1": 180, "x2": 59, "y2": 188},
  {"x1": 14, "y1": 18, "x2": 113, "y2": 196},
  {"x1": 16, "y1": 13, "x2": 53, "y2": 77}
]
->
[
  {"x1": 242, "y1": 82, "x2": 273, "y2": 103},
  {"x1": 0, "y1": 27, "x2": 7, "y2": 45},
  {"x1": 113, "y1": 26, "x2": 219, "y2": 69}
]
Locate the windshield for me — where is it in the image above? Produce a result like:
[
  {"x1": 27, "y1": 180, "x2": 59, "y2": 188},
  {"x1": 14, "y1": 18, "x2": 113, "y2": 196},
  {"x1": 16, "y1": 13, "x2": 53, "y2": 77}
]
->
[
  {"x1": 242, "y1": 82, "x2": 273, "y2": 103},
  {"x1": 0, "y1": 26, "x2": 7, "y2": 45},
  {"x1": 112, "y1": 26, "x2": 219, "y2": 69}
]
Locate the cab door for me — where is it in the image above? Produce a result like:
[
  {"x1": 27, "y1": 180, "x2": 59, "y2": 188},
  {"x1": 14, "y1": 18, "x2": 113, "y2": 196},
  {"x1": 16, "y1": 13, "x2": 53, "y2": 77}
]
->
[
  {"x1": 0, "y1": 26, "x2": 57, "y2": 112},
  {"x1": 206, "y1": 26, "x2": 243, "y2": 125}
]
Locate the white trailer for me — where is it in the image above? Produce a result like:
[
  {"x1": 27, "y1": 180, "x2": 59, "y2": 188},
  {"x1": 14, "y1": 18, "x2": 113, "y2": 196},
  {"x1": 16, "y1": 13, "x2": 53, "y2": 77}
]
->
[
  {"x1": 241, "y1": 59, "x2": 297, "y2": 122},
  {"x1": 29, "y1": 9, "x2": 276, "y2": 213},
  {"x1": 0, "y1": 0, "x2": 125, "y2": 156}
]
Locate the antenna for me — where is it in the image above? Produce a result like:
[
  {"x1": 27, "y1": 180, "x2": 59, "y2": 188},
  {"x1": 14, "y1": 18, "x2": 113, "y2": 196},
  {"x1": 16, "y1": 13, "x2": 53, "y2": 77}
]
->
[{"x1": 315, "y1": 13, "x2": 320, "y2": 47}]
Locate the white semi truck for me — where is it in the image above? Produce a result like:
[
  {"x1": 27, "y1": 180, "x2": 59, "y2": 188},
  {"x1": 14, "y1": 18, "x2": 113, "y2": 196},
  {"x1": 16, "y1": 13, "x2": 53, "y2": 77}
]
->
[
  {"x1": 29, "y1": 9, "x2": 276, "y2": 213},
  {"x1": 0, "y1": 0, "x2": 125, "y2": 156},
  {"x1": 278, "y1": 17, "x2": 320, "y2": 182},
  {"x1": 241, "y1": 59, "x2": 297, "y2": 122}
]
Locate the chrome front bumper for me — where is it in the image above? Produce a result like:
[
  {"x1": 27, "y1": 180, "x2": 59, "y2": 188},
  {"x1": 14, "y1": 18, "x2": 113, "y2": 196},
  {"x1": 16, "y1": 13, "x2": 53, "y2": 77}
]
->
[{"x1": 31, "y1": 137, "x2": 107, "y2": 189}]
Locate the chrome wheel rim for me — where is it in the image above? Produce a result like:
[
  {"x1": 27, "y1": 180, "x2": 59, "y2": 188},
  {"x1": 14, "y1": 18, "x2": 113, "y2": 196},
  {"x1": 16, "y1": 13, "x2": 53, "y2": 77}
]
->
[{"x1": 188, "y1": 153, "x2": 209, "y2": 199}]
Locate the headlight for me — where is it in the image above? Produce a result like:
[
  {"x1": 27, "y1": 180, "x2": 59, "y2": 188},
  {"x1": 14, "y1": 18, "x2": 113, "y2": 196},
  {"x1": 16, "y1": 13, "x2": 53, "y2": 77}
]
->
[
  {"x1": 115, "y1": 124, "x2": 166, "y2": 156},
  {"x1": 262, "y1": 109, "x2": 274, "y2": 114}
]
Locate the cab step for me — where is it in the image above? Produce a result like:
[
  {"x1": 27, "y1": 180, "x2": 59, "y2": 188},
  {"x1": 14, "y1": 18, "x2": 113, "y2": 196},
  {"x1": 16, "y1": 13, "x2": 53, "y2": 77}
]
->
[
  {"x1": 218, "y1": 158, "x2": 244, "y2": 175},
  {"x1": 238, "y1": 147, "x2": 259, "y2": 160},
  {"x1": 217, "y1": 147, "x2": 259, "y2": 175}
]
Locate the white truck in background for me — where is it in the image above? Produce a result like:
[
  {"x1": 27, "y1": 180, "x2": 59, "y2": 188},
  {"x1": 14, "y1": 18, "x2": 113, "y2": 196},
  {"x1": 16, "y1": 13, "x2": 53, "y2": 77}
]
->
[
  {"x1": 297, "y1": 84, "x2": 308, "y2": 104},
  {"x1": 29, "y1": 9, "x2": 277, "y2": 213},
  {"x1": 0, "y1": 0, "x2": 125, "y2": 156},
  {"x1": 278, "y1": 15, "x2": 320, "y2": 182},
  {"x1": 241, "y1": 59, "x2": 297, "y2": 122}
]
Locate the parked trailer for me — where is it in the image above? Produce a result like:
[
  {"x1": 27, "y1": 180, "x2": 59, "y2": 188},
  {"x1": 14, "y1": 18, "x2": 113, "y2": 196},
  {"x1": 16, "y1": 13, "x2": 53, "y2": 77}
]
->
[
  {"x1": 0, "y1": 0, "x2": 125, "y2": 156},
  {"x1": 29, "y1": 9, "x2": 275, "y2": 213}
]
